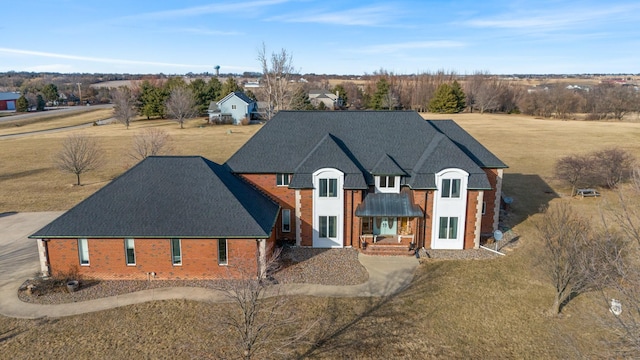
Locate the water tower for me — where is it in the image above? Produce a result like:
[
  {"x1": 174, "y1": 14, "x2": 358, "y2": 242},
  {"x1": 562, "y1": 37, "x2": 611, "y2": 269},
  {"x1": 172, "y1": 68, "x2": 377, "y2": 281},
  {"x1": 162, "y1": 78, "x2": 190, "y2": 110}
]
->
[{"x1": 214, "y1": 65, "x2": 220, "y2": 77}]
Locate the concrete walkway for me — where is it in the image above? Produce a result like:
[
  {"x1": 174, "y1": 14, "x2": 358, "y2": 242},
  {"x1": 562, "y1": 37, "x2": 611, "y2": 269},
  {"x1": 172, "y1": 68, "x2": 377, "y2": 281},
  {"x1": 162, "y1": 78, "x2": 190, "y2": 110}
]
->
[{"x1": 0, "y1": 212, "x2": 419, "y2": 319}]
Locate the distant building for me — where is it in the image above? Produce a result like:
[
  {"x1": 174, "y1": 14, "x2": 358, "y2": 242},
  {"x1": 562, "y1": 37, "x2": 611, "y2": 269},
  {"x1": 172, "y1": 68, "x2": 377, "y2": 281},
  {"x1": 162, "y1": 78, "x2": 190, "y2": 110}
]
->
[
  {"x1": 0, "y1": 92, "x2": 20, "y2": 111},
  {"x1": 308, "y1": 89, "x2": 344, "y2": 109},
  {"x1": 207, "y1": 91, "x2": 258, "y2": 125}
]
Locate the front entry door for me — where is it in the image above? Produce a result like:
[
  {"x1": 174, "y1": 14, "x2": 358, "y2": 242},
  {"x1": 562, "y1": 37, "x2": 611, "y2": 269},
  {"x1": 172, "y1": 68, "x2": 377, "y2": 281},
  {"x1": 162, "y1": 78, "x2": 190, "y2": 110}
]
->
[{"x1": 375, "y1": 217, "x2": 397, "y2": 235}]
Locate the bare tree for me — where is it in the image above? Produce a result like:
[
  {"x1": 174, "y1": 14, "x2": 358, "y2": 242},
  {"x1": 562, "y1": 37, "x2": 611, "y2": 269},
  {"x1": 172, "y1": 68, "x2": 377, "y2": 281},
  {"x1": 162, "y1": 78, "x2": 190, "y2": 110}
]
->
[
  {"x1": 165, "y1": 87, "x2": 198, "y2": 129},
  {"x1": 212, "y1": 249, "x2": 314, "y2": 360},
  {"x1": 257, "y1": 43, "x2": 296, "y2": 119},
  {"x1": 554, "y1": 154, "x2": 593, "y2": 196},
  {"x1": 592, "y1": 148, "x2": 635, "y2": 188},
  {"x1": 129, "y1": 128, "x2": 172, "y2": 161},
  {"x1": 112, "y1": 86, "x2": 136, "y2": 129},
  {"x1": 54, "y1": 133, "x2": 103, "y2": 186},
  {"x1": 535, "y1": 203, "x2": 597, "y2": 315}
]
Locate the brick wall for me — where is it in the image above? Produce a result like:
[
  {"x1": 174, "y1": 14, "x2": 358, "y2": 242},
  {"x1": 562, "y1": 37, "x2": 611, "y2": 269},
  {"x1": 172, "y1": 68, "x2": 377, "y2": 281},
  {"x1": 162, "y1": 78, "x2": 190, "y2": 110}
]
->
[
  {"x1": 240, "y1": 174, "x2": 294, "y2": 242},
  {"x1": 465, "y1": 191, "x2": 481, "y2": 249},
  {"x1": 299, "y1": 189, "x2": 313, "y2": 246},
  {"x1": 482, "y1": 169, "x2": 500, "y2": 234},
  {"x1": 46, "y1": 238, "x2": 259, "y2": 280}
]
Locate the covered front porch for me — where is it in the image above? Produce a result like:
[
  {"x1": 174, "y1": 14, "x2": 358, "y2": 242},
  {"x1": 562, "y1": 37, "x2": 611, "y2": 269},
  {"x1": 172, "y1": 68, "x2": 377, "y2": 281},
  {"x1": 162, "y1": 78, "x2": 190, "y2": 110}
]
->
[{"x1": 355, "y1": 192, "x2": 424, "y2": 256}]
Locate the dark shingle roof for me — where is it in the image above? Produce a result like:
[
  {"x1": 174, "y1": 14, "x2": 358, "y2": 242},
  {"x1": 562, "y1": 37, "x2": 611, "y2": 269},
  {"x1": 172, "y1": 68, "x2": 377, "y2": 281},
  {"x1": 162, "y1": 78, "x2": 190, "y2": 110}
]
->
[
  {"x1": 226, "y1": 111, "x2": 506, "y2": 189},
  {"x1": 427, "y1": 120, "x2": 508, "y2": 168},
  {"x1": 219, "y1": 91, "x2": 254, "y2": 105},
  {"x1": 31, "y1": 156, "x2": 279, "y2": 239}
]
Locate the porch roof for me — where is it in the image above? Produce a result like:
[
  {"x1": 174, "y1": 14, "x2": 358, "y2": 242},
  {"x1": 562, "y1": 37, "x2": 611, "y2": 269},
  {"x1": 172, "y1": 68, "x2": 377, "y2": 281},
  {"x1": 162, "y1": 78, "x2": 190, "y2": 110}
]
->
[{"x1": 355, "y1": 192, "x2": 423, "y2": 218}]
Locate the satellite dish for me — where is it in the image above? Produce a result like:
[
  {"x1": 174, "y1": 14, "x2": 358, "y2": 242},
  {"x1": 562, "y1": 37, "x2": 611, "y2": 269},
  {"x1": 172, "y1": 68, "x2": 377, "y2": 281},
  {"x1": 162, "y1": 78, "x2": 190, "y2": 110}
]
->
[{"x1": 493, "y1": 230, "x2": 503, "y2": 241}]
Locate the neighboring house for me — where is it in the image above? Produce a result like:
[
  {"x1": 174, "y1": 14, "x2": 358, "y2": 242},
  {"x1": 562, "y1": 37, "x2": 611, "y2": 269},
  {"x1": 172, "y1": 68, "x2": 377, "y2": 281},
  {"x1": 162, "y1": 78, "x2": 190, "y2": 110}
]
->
[
  {"x1": 208, "y1": 91, "x2": 258, "y2": 124},
  {"x1": 226, "y1": 111, "x2": 507, "y2": 251},
  {"x1": 30, "y1": 156, "x2": 279, "y2": 280},
  {"x1": 0, "y1": 92, "x2": 20, "y2": 111},
  {"x1": 308, "y1": 89, "x2": 343, "y2": 109}
]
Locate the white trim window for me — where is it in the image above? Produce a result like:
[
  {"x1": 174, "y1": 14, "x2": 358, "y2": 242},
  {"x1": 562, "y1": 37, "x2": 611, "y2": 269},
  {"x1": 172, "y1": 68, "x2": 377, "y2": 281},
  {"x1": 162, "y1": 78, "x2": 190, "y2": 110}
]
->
[
  {"x1": 231, "y1": 104, "x2": 237, "y2": 109},
  {"x1": 218, "y1": 239, "x2": 228, "y2": 265},
  {"x1": 379, "y1": 176, "x2": 395, "y2": 188},
  {"x1": 319, "y1": 178, "x2": 338, "y2": 197},
  {"x1": 441, "y1": 179, "x2": 461, "y2": 198},
  {"x1": 438, "y1": 217, "x2": 459, "y2": 239},
  {"x1": 78, "y1": 238, "x2": 89, "y2": 266},
  {"x1": 282, "y1": 209, "x2": 291, "y2": 232},
  {"x1": 319, "y1": 216, "x2": 337, "y2": 238},
  {"x1": 171, "y1": 239, "x2": 182, "y2": 266},
  {"x1": 125, "y1": 238, "x2": 135, "y2": 266},
  {"x1": 276, "y1": 173, "x2": 290, "y2": 186}
]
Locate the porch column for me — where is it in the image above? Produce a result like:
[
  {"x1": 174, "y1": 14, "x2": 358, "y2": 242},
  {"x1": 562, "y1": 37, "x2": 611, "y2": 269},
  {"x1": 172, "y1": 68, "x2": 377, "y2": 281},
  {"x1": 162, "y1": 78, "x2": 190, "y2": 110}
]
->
[
  {"x1": 37, "y1": 239, "x2": 50, "y2": 277},
  {"x1": 474, "y1": 191, "x2": 484, "y2": 249},
  {"x1": 257, "y1": 239, "x2": 266, "y2": 279}
]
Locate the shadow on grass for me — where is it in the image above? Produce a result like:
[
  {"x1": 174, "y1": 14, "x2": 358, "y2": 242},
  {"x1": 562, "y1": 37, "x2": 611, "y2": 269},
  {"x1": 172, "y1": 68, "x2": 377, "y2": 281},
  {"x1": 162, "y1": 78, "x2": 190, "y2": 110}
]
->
[
  {"x1": 503, "y1": 173, "x2": 559, "y2": 228},
  {"x1": 0, "y1": 211, "x2": 18, "y2": 218},
  {"x1": 0, "y1": 168, "x2": 48, "y2": 182},
  {"x1": 297, "y1": 263, "x2": 441, "y2": 359},
  {"x1": 0, "y1": 327, "x2": 25, "y2": 343}
]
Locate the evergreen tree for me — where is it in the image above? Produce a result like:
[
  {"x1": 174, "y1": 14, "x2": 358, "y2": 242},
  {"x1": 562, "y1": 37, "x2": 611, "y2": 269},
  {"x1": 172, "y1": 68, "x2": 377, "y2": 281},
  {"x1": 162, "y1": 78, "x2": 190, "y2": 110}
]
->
[
  {"x1": 332, "y1": 84, "x2": 348, "y2": 108},
  {"x1": 36, "y1": 94, "x2": 46, "y2": 111},
  {"x1": 429, "y1": 83, "x2": 465, "y2": 113},
  {"x1": 138, "y1": 81, "x2": 169, "y2": 119},
  {"x1": 369, "y1": 78, "x2": 390, "y2": 110},
  {"x1": 219, "y1": 77, "x2": 242, "y2": 100},
  {"x1": 245, "y1": 90, "x2": 258, "y2": 101},
  {"x1": 451, "y1": 80, "x2": 466, "y2": 113},
  {"x1": 42, "y1": 83, "x2": 59, "y2": 106},
  {"x1": 206, "y1": 78, "x2": 222, "y2": 102},
  {"x1": 290, "y1": 87, "x2": 314, "y2": 110},
  {"x1": 16, "y1": 95, "x2": 28, "y2": 112}
]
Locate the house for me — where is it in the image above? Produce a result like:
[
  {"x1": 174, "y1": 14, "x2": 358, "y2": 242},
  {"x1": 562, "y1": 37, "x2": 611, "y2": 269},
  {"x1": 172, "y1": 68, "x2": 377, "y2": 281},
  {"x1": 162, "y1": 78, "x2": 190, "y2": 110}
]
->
[
  {"x1": 308, "y1": 89, "x2": 343, "y2": 109},
  {"x1": 30, "y1": 111, "x2": 506, "y2": 280},
  {"x1": 226, "y1": 111, "x2": 507, "y2": 251},
  {"x1": 0, "y1": 92, "x2": 21, "y2": 111},
  {"x1": 208, "y1": 91, "x2": 258, "y2": 125},
  {"x1": 30, "y1": 156, "x2": 280, "y2": 280}
]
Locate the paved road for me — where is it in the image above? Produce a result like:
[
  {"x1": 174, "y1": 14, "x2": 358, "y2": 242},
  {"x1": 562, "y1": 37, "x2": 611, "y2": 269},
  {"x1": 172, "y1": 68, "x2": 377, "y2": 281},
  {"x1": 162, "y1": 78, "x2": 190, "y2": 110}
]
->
[
  {"x1": 0, "y1": 212, "x2": 419, "y2": 319},
  {"x1": 0, "y1": 104, "x2": 113, "y2": 123}
]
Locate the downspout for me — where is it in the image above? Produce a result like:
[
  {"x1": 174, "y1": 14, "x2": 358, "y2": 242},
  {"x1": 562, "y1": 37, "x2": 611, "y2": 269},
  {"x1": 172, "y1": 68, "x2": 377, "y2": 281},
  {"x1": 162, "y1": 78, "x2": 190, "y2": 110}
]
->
[{"x1": 423, "y1": 191, "x2": 428, "y2": 249}]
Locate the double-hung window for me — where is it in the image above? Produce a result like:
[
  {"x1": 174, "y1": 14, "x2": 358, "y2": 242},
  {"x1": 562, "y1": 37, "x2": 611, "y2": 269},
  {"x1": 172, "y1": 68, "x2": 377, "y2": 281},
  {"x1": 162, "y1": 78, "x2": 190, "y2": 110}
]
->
[
  {"x1": 282, "y1": 209, "x2": 291, "y2": 232},
  {"x1": 319, "y1": 178, "x2": 338, "y2": 197},
  {"x1": 218, "y1": 239, "x2": 228, "y2": 265},
  {"x1": 319, "y1": 216, "x2": 337, "y2": 238},
  {"x1": 78, "y1": 238, "x2": 89, "y2": 266},
  {"x1": 171, "y1": 239, "x2": 182, "y2": 265},
  {"x1": 276, "y1": 173, "x2": 290, "y2": 186},
  {"x1": 438, "y1": 217, "x2": 459, "y2": 239},
  {"x1": 125, "y1": 238, "x2": 135, "y2": 266},
  {"x1": 441, "y1": 179, "x2": 461, "y2": 198}
]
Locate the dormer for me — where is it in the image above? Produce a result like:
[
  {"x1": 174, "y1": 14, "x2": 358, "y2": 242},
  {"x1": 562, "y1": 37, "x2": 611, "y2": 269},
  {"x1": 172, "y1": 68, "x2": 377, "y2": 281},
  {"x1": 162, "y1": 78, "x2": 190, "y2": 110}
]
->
[{"x1": 371, "y1": 154, "x2": 406, "y2": 194}]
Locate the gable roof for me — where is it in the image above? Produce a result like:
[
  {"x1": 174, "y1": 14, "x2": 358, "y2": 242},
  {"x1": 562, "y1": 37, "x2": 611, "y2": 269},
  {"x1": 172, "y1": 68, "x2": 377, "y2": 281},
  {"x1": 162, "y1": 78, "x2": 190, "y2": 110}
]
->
[
  {"x1": 218, "y1": 91, "x2": 254, "y2": 106},
  {"x1": 31, "y1": 156, "x2": 279, "y2": 239},
  {"x1": 226, "y1": 111, "x2": 506, "y2": 190}
]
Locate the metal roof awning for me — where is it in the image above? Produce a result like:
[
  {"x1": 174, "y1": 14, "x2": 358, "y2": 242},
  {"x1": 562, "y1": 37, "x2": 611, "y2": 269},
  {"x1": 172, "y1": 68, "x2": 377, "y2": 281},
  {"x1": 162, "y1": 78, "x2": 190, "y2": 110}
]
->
[{"x1": 355, "y1": 192, "x2": 423, "y2": 218}]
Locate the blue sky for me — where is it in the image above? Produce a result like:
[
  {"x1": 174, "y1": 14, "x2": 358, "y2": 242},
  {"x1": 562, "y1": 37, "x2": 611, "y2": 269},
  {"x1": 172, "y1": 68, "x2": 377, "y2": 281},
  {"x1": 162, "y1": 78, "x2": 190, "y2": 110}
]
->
[{"x1": 1, "y1": 0, "x2": 639, "y2": 75}]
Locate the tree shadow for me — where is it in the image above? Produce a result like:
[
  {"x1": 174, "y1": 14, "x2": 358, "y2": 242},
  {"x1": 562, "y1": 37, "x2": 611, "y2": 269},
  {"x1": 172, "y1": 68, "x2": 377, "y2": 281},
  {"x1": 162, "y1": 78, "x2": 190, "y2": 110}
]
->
[
  {"x1": 0, "y1": 211, "x2": 18, "y2": 218},
  {"x1": 0, "y1": 168, "x2": 48, "y2": 182},
  {"x1": 296, "y1": 263, "x2": 441, "y2": 359}
]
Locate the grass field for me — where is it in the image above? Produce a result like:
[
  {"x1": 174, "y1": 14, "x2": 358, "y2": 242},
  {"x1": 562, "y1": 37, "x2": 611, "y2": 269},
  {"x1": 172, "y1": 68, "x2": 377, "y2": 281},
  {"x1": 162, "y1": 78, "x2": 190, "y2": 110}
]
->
[{"x1": 1, "y1": 111, "x2": 639, "y2": 358}]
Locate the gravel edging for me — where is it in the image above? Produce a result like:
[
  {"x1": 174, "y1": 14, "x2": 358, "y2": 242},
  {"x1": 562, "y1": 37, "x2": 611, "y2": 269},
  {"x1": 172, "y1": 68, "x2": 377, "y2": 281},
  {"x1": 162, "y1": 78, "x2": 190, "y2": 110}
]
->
[{"x1": 18, "y1": 247, "x2": 369, "y2": 305}]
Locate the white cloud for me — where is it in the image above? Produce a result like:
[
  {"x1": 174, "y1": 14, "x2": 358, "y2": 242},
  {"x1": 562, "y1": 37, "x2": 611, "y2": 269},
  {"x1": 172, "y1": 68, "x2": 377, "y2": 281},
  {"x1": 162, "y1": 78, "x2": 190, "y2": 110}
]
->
[
  {"x1": 24, "y1": 64, "x2": 74, "y2": 72},
  {"x1": 164, "y1": 27, "x2": 242, "y2": 36},
  {"x1": 269, "y1": 5, "x2": 402, "y2": 26},
  {"x1": 465, "y1": 4, "x2": 640, "y2": 31},
  {"x1": 357, "y1": 41, "x2": 465, "y2": 54},
  {"x1": 121, "y1": 0, "x2": 290, "y2": 21},
  {"x1": 0, "y1": 48, "x2": 211, "y2": 69}
]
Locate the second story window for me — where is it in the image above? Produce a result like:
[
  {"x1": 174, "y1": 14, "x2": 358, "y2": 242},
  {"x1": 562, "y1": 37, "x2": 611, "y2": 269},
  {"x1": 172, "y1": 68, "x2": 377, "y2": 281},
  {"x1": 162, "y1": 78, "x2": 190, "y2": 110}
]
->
[
  {"x1": 379, "y1": 176, "x2": 396, "y2": 188},
  {"x1": 319, "y1": 178, "x2": 338, "y2": 197},
  {"x1": 276, "y1": 173, "x2": 290, "y2": 186},
  {"x1": 232, "y1": 104, "x2": 237, "y2": 109},
  {"x1": 441, "y1": 179, "x2": 461, "y2": 198}
]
